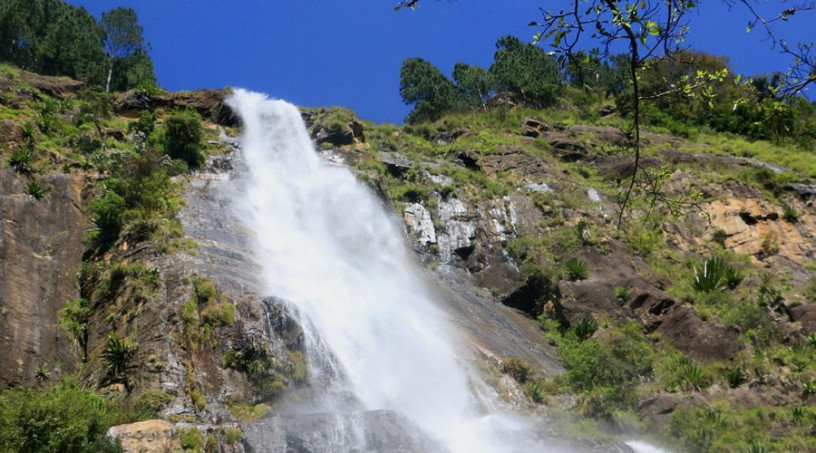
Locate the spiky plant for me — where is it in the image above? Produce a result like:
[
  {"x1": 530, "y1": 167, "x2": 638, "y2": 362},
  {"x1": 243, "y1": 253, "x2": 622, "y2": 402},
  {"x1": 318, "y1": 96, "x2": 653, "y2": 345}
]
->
[
  {"x1": 692, "y1": 257, "x2": 727, "y2": 293},
  {"x1": 9, "y1": 147, "x2": 34, "y2": 173},
  {"x1": 26, "y1": 181, "x2": 45, "y2": 199},
  {"x1": 102, "y1": 332, "x2": 138, "y2": 382},
  {"x1": 572, "y1": 316, "x2": 598, "y2": 342},
  {"x1": 565, "y1": 257, "x2": 587, "y2": 281},
  {"x1": 782, "y1": 204, "x2": 799, "y2": 223}
]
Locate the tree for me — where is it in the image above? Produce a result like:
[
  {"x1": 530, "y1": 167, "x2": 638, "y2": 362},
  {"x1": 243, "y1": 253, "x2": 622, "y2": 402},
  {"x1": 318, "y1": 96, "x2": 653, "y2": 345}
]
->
[
  {"x1": 396, "y1": 0, "x2": 816, "y2": 226},
  {"x1": 100, "y1": 7, "x2": 147, "y2": 92},
  {"x1": 452, "y1": 62, "x2": 494, "y2": 111},
  {"x1": 399, "y1": 57, "x2": 458, "y2": 123},
  {"x1": 490, "y1": 36, "x2": 563, "y2": 108},
  {"x1": 109, "y1": 49, "x2": 156, "y2": 92}
]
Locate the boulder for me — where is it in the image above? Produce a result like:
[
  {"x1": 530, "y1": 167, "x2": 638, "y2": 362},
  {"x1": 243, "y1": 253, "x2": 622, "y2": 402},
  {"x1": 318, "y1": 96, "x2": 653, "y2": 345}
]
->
[
  {"x1": 0, "y1": 120, "x2": 25, "y2": 149},
  {"x1": 655, "y1": 306, "x2": 742, "y2": 362},
  {"x1": 522, "y1": 118, "x2": 551, "y2": 138},
  {"x1": 791, "y1": 303, "x2": 816, "y2": 333},
  {"x1": 108, "y1": 420, "x2": 180, "y2": 453},
  {"x1": 20, "y1": 72, "x2": 84, "y2": 98}
]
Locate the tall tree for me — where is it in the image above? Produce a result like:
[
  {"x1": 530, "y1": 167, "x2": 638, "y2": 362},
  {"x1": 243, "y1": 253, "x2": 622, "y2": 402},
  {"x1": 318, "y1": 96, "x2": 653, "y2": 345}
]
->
[
  {"x1": 490, "y1": 36, "x2": 563, "y2": 108},
  {"x1": 100, "y1": 7, "x2": 146, "y2": 92},
  {"x1": 452, "y1": 62, "x2": 494, "y2": 111},
  {"x1": 399, "y1": 57, "x2": 458, "y2": 123}
]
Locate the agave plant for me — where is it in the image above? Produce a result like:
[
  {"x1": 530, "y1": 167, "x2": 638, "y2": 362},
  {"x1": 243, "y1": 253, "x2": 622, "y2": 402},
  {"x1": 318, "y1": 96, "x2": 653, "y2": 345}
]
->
[
  {"x1": 692, "y1": 257, "x2": 727, "y2": 293},
  {"x1": 565, "y1": 257, "x2": 587, "y2": 281},
  {"x1": 102, "y1": 332, "x2": 138, "y2": 381},
  {"x1": 8, "y1": 147, "x2": 34, "y2": 173},
  {"x1": 26, "y1": 181, "x2": 45, "y2": 200}
]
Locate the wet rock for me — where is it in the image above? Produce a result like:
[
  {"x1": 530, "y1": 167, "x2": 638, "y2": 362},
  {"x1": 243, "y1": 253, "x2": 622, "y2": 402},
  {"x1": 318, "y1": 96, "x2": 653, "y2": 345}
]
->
[
  {"x1": 160, "y1": 89, "x2": 239, "y2": 126},
  {"x1": 403, "y1": 203, "x2": 436, "y2": 247},
  {"x1": 241, "y1": 411, "x2": 442, "y2": 453},
  {"x1": 436, "y1": 198, "x2": 477, "y2": 263}
]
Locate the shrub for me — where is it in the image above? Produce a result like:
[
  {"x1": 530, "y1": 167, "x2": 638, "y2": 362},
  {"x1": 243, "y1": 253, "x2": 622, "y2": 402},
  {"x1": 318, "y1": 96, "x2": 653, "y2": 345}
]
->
[
  {"x1": 499, "y1": 358, "x2": 533, "y2": 384},
  {"x1": 615, "y1": 286, "x2": 632, "y2": 302},
  {"x1": 88, "y1": 191, "x2": 127, "y2": 245},
  {"x1": 102, "y1": 332, "x2": 138, "y2": 383},
  {"x1": 0, "y1": 378, "x2": 123, "y2": 453},
  {"x1": 58, "y1": 298, "x2": 90, "y2": 359},
  {"x1": 726, "y1": 366, "x2": 747, "y2": 388},
  {"x1": 523, "y1": 380, "x2": 546, "y2": 403},
  {"x1": 724, "y1": 267, "x2": 744, "y2": 290},
  {"x1": 131, "y1": 389, "x2": 173, "y2": 420},
  {"x1": 129, "y1": 110, "x2": 155, "y2": 136},
  {"x1": 178, "y1": 427, "x2": 204, "y2": 451},
  {"x1": 565, "y1": 257, "x2": 587, "y2": 281},
  {"x1": 8, "y1": 147, "x2": 34, "y2": 173},
  {"x1": 225, "y1": 427, "x2": 242, "y2": 445},
  {"x1": 162, "y1": 110, "x2": 205, "y2": 168},
  {"x1": 782, "y1": 204, "x2": 799, "y2": 223},
  {"x1": 26, "y1": 181, "x2": 45, "y2": 199},
  {"x1": 572, "y1": 316, "x2": 599, "y2": 342}
]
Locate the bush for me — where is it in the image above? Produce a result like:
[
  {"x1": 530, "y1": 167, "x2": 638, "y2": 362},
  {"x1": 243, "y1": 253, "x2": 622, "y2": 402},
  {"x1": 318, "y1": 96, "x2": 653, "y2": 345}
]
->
[
  {"x1": 162, "y1": 110, "x2": 205, "y2": 168},
  {"x1": 88, "y1": 191, "x2": 127, "y2": 245},
  {"x1": 499, "y1": 358, "x2": 533, "y2": 384},
  {"x1": 178, "y1": 427, "x2": 204, "y2": 451},
  {"x1": 131, "y1": 389, "x2": 173, "y2": 420},
  {"x1": 0, "y1": 378, "x2": 123, "y2": 453},
  {"x1": 572, "y1": 316, "x2": 599, "y2": 342}
]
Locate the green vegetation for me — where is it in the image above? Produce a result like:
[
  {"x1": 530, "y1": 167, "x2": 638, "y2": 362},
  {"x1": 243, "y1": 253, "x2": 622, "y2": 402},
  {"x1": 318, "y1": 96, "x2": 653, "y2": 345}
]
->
[
  {"x1": 0, "y1": 378, "x2": 124, "y2": 453},
  {"x1": 182, "y1": 276, "x2": 236, "y2": 347},
  {"x1": 0, "y1": 0, "x2": 155, "y2": 90},
  {"x1": 101, "y1": 332, "x2": 138, "y2": 386},
  {"x1": 565, "y1": 257, "x2": 587, "y2": 281},
  {"x1": 399, "y1": 36, "x2": 564, "y2": 123},
  {"x1": 162, "y1": 109, "x2": 206, "y2": 168}
]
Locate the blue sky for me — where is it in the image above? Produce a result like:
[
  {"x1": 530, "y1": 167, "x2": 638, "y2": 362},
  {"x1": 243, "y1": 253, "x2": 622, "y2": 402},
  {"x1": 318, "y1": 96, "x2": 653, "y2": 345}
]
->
[{"x1": 68, "y1": 0, "x2": 813, "y2": 124}]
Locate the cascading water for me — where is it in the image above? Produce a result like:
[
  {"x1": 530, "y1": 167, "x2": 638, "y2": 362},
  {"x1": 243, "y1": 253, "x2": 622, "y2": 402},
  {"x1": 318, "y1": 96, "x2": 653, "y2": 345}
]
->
[{"x1": 225, "y1": 89, "x2": 547, "y2": 452}]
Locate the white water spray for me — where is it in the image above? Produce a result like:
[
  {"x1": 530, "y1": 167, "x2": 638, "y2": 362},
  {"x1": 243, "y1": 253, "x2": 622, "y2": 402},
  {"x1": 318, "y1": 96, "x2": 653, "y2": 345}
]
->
[{"x1": 226, "y1": 90, "x2": 542, "y2": 452}]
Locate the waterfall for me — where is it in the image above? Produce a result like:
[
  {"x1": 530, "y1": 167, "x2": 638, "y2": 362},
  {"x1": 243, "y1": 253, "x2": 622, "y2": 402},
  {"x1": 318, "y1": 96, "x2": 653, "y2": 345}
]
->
[{"x1": 225, "y1": 90, "x2": 546, "y2": 452}]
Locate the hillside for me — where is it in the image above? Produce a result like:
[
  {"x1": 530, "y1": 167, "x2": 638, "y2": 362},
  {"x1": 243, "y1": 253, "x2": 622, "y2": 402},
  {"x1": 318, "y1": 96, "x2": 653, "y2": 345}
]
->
[{"x1": 0, "y1": 63, "x2": 815, "y2": 452}]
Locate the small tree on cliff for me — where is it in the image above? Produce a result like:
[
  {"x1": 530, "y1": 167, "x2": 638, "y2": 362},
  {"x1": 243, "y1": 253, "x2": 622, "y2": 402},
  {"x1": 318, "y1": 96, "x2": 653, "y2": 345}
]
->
[{"x1": 100, "y1": 7, "x2": 147, "y2": 93}]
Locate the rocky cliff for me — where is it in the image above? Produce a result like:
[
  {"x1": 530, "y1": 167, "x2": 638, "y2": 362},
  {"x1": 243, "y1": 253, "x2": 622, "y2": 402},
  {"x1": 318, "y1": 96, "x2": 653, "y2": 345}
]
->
[{"x1": 1, "y1": 66, "x2": 815, "y2": 452}]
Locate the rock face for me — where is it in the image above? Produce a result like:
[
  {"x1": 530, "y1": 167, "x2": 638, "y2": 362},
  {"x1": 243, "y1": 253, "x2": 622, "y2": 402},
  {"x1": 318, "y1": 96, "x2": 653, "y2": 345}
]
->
[
  {"x1": 108, "y1": 420, "x2": 181, "y2": 453},
  {"x1": 0, "y1": 165, "x2": 87, "y2": 386},
  {"x1": 241, "y1": 411, "x2": 442, "y2": 453}
]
